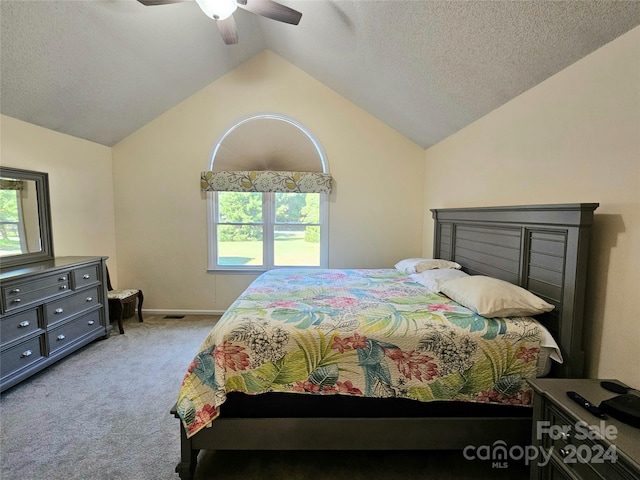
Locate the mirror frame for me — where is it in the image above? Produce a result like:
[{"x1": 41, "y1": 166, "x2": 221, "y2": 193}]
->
[{"x1": 0, "y1": 166, "x2": 54, "y2": 269}]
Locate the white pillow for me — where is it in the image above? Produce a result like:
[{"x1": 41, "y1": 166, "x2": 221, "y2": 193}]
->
[
  {"x1": 395, "y1": 258, "x2": 431, "y2": 273},
  {"x1": 415, "y1": 259, "x2": 462, "y2": 272},
  {"x1": 395, "y1": 258, "x2": 461, "y2": 274},
  {"x1": 439, "y1": 275, "x2": 555, "y2": 318},
  {"x1": 409, "y1": 269, "x2": 469, "y2": 292}
]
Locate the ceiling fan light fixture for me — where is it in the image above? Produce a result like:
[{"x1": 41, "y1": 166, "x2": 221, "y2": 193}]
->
[
  {"x1": 137, "y1": 0, "x2": 301, "y2": 46},
  {"x1": 195, "y1": 0, "x2": 237, "y2": 20}
]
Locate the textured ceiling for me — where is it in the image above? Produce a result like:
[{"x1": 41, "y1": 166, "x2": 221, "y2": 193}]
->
[{"x1": 1, "y1": 1, "x2": 639, "y2": 149}]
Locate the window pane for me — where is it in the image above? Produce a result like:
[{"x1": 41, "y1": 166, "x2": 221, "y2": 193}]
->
[
  {"x1": 217, "y1": 225, "x2": 263, "y2": 266},
  {"x1": 273, "y1": 193, "x2": 320, "y2": 266},
  {"x1": 210, "y1": 190, "x2": 325, "y2": 270},
  {"x1": 273, "y1": 193, "x2": 321, "y2": 266},
  {"x1": 218, "y1": 192, "x2": 262, "y2": 223},
  {"x1": 275, "y1": 193, "x2": 319, "y2": 224},
  {"x1": 274, "y1": 226, "x2": 320, "y2": 266}
]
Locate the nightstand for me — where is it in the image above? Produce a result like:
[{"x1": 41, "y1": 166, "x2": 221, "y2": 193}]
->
[{"x1": 528, "y1": 379, "x2": 640, "y2": 480}]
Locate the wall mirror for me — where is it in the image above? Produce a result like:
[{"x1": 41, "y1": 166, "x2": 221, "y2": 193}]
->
[{"x1": 0, "y1": 167, "x2": 54, "y2": 269}]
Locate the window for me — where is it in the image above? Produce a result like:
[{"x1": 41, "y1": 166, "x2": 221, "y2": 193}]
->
[
  {"x1": 208, "y1": 191, "x2": 328, "y2": 271},
  {"x1": 204, "y1": 114, "x2": 330, "y2": 272}
]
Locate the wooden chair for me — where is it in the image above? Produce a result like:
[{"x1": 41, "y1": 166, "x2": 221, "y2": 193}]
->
[{"x1": 106, "y1": 267, "x2": 143, "y2": 334}]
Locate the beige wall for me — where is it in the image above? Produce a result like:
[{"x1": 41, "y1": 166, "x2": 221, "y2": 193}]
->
[
  {"x1": 111, "y1": 50, "x2": 425, "y2": 314},
  {"x1": 0, "y1": 115, "x2": 117, "y2": 276},
  {"x1": 423, "y1": 27, "x2": 640, "y2": 385}
]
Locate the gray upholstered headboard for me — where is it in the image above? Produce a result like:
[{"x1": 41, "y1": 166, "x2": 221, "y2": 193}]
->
[{"x1": 431, "y1": 203, "x2": 598, "y2": 378}]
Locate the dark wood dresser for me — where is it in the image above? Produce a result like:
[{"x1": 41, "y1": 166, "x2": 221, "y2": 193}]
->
[{"x1": 0, "y1": 256, "x2": 111, "y2": 392}]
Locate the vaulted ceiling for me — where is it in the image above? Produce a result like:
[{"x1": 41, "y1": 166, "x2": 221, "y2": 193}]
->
[{"x1": 2, "y1": 0, "x2": 639, "y2": 149}]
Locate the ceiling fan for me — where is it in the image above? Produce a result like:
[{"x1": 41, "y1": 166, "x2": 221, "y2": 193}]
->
[{"x1": 138, "y1": 0, "x2": 302, "y2": 45}]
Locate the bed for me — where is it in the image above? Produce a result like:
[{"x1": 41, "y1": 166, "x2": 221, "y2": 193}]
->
[{"x1": 173, "y1": 203, "x2": 598, "y2": 479}]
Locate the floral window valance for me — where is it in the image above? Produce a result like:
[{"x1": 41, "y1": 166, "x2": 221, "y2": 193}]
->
[
  {"x1": 201, "y1": 171, "x2": 332, "y2": 194},
  {"x1": 0, "y1": 179, "x2": 23, "y2": 190}
]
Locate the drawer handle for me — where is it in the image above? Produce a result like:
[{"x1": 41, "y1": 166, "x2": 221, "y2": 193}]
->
[
  {"x1": 560, "y1": 448, "x2": 569, "y2": 458},
  {"x1": 83, "y1": 274, "x2": 91, "y2": 279},
  {"x1": 560, "y1": 432, "x2": 571, "y2": 441},
  {"x1": 59, "y1": 276, "x2": 67, "y2": 281},
  {"x1": 57, "y1": 334, "x2": 66, "y2": 341},
  {"x1": 21, "y1": 350, "x2": 33, "y2": 358},
  {"x1": 11, "y1": 288, "x2": 20, "y2": 293},
  {"x1": 18, "y1": 320, "x2": 30, "y2": 328},
  {"x1": 60, "y1": 285, "x2": 68, "y2": 290},
  {"x1": 12, "y1": 298, "x2": 21, "y2": 304},
  {"x1": 86, "y1": 297, "x2": 93, "y2": 302},
  {"x1": 55, "y1": 308, "x2": 64, "y2": 314},
  {"x1": 88, "y1": 320, "x2": 95, "y2": 325}
]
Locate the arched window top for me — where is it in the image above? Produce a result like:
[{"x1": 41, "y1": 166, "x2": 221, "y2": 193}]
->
[{"x1": 209, "y1": 113, "x2": 328, "y2": 174}]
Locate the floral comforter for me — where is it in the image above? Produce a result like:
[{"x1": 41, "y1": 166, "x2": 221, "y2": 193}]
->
[{"x1": 177, "y1": 269, "x2": 541, "y2": 438}]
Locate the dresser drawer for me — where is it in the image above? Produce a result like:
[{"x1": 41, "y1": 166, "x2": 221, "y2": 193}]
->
[
  {"x1": 2, "y1": 273, "x2": 70, "y2": 312},
  {"x1": 1, "y1": 335, "x2": 45, "y2": 378},
  {"x1": 545, "y1": 457, "x2": 577, "y2": 480},
  {"x1": 45, "y1": 287, "x2": 100, "y2": 327},
  {"x1": 47, "y1": 310, "x2": 102, "y2": 354},
  {"x1": 72, "y1": 264, "x2": 100, "y2": 289},
  {"x1": 0, "y1": 308, "x2": 41, "y2": 346},
  {"x1": 545, "y1": 403, "x2": 630, "y2": 480}
]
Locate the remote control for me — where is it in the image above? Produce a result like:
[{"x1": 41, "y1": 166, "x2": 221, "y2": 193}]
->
[
  {"x1": 566, "y1": 391, "x2": 606, "y2": 418},
  {"x1": 600, "y1": 380, "x2": 630, "y2": 394}
]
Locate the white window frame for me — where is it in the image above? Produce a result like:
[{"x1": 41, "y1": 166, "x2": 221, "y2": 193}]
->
[{"x1": 207, "y1": 191, "x2": 329, "y2": 272}]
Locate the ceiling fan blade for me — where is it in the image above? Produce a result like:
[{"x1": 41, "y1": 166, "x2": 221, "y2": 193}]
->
[
  {"x1": 217, "y1": 15, "x2": 239, "y2": 45},
  {"x1": 137, "y1": 0, "x2": 189, "y2": 5},
  {"x1": 237, "y1": 0, "x2": 302, "y2": 25}
]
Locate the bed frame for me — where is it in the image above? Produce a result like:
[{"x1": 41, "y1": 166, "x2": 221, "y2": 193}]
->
[{"x1": 173, "y1": 203, "x2": 599, "y2": 479}]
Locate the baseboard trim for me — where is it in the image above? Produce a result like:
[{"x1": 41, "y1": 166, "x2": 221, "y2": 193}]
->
[{"x1": 142, "y1": 309, "x2": 226, "y2": 316}]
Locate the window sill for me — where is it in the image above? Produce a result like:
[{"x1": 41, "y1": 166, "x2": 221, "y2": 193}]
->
[
  {"x1": 207, "y1": 268, "x2": 267, "y2": 275},
  {"x1": 207, "y1": 266, "x2": 326, "y2": 275}
]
